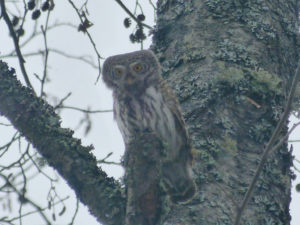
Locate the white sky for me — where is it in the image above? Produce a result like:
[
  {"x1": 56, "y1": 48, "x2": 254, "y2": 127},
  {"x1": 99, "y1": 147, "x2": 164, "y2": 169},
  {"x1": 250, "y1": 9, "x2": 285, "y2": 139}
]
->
[{"x1": 0, "y1": 1, "x2": 299, "y2": 225}]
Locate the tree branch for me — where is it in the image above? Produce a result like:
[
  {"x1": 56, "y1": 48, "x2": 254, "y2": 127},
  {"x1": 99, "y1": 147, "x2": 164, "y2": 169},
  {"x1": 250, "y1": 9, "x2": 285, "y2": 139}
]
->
[{"x1": 0, "y1": 60, "x2": 126, "y2": 225}]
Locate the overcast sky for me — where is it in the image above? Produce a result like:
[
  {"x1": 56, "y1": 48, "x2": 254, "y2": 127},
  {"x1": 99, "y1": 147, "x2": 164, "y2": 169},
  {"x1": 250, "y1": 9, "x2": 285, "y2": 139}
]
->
[{"x1": 0, "y1": 1, "x2": 299, "y2": 225}]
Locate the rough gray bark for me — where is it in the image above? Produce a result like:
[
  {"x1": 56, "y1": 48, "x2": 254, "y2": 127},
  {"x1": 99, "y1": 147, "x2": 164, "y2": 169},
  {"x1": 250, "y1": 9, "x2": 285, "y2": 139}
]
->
[
  {"x1": 124, "y1": 132, "x2": 164, "y2": 225},
  {"x1": 151, "y1": 0, "x2": 298, "y2": 224}
]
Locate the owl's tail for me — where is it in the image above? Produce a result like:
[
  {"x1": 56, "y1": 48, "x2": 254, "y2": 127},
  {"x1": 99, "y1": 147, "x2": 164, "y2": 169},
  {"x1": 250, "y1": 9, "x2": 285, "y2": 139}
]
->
[{"x1": 161, "y1": 160, "x2": 196, "y2": 203}]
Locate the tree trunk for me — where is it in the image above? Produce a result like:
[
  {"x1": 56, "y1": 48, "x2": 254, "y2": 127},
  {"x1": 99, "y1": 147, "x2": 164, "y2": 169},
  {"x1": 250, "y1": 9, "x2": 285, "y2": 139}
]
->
[{"x1": 151, "y1": 0, "x2": 298, "y2": 224}]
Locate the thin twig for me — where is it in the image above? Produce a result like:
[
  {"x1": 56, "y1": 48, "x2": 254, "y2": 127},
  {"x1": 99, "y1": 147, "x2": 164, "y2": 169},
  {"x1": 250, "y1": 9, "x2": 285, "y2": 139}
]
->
[
  {"x1": 26, "y1": 150, "x2": 58, "y2": 182},
  {"x1": 0, "y1": 174, "x2": 52, "y2": 225},
  {"x1": 0, "y1": 23, "x2": 78, "y2": 59},
  {"x1": 271, "y1": 122, "x2": 300, "y2": 156},
  {"x1": 115, "y1": 0, "x2": 152, "y2": 29},
  {"x1": 288, "y1": 139, "x2": 300, "y2": 142},
  {"x1": 48, "y1": 48, "x2": 98, "y2": 68},
  {"x1": 0, "y1": 122, "x2": 12, "y2": 126},
  {"x1": 59, "y1": 105, "x2": 112, "y2": 113},
  {"x1": 97, "y1": 152, "x2": 121, "y2": 166},
  {"x1": 0, "y1": 147, "x2": 29, "y2": 172},
  {"x1": 21, "y1": 22, "x2": 76, "y2": 52},
  {"x1": 2, "y1": 48, "x2": 98, "y2": 69},
  {"x1": 0, "y1": 0, "x2": 35, "y2": 92},
  {"x1": 0, "y1": 196, "x2": 68, "y2": 224},
  {"x1": 148, "y1": 0, "x2": 157, "y2": 10},
  {"x1": 19, "y1": 0, "x2": 28, "y2": 35},
  {"x1": 0, "y1": 132, "x2": 19, "y2": 153},
  {"x1": 134, "y1": 0, "x2": 144, "y2": 15},
  {"x1": 69, "y1": 198, "x2": 79, "y2": 225},
  {"x1": 294, "y1": 165, "x2": 300, "y2": 173},
  {"x1": 40, "y1": 10, "x2": 51, "y2": 96},
  {"x1": 54, "y1": 92, "x2": 72, "y2": 109},
  {"x1": 68, "y1": 0, "x2": 102, "y2": 79},
  {"x1": 234, "y1": 60, "x2": 300, "y2": 225}
]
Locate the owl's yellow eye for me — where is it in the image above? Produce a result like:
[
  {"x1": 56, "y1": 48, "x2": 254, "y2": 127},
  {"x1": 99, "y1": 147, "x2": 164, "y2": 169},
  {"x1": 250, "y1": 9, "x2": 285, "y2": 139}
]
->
[{"x1": 133, "y1": 64, "x2": 143, "y2": 72}]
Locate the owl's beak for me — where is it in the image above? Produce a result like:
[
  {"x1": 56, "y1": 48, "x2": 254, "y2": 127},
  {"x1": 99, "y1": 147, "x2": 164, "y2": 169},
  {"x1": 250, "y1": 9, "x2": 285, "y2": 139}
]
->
[{"x1": 126, "y1": 74, "x2": 134, "y2": 84}]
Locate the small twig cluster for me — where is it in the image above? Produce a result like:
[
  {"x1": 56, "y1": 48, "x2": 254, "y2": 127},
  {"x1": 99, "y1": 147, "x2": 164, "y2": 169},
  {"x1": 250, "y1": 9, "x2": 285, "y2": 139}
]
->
[
  {"x1": 27, "y1": 0, "x2": 54, "y2": 20},
  {"x1": 124, "y1": 15, "x2": 147, "y2": 43},
  {"x1": 77, "y1": 11, "x2": 93, "y2": 33},
  {"x1": 124, "y1": 14, "x2": 146, "y2": 43},
  {"x1": 114, "y1": 0, "x2": 153, "y2": 45}
]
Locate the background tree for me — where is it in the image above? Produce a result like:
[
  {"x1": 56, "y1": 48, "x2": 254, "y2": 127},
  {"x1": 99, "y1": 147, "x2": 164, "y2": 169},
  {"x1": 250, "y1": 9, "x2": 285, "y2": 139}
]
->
[{"x1": 0, "y1": 0, "x2": 300, "y2": 225}]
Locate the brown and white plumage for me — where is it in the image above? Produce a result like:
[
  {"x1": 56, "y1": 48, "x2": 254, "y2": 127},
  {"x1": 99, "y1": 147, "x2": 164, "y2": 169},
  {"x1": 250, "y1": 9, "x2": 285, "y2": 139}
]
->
[{"x1": 102, "y1": 50, "x2": 196, "y2": 203}]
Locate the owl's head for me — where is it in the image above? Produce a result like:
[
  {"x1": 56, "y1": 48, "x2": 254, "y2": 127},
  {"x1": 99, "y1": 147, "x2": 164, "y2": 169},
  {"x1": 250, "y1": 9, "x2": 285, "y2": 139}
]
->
[{"x1": 102, "y1": 50, "x2": 161, "y2": 95}]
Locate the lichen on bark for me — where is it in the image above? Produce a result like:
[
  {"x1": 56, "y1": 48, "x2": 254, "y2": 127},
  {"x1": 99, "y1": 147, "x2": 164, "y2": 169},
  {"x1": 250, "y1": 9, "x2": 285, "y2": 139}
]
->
[{"x1": 151, "y1": 0, "x2": 298, "y2": 224}]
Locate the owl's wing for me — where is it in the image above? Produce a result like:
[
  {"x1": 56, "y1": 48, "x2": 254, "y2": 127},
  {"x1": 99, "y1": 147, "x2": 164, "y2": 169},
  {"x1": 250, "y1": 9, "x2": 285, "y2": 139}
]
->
[
  {"x1": 159, "y1": 79, "x2": 192, "y2": 154},
  {"x1": 159, "y1": 79, "x2": 196, "y2": 202}
]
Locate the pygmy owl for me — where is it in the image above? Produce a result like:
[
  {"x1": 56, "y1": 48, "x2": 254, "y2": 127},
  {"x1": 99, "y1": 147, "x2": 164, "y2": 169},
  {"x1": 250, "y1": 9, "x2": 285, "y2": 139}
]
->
[{"x1": 102, "y1": 50, "x2": 196, "y2": 203}]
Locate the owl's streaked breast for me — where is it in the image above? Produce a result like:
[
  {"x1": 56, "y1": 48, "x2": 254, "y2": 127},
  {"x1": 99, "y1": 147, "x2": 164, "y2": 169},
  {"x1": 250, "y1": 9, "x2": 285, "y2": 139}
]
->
[{"x1": 113, "y1": 86, "x2": 180, "y2": 153}]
